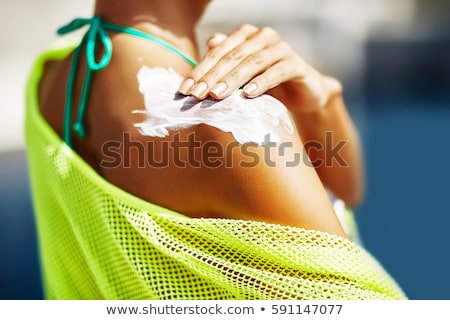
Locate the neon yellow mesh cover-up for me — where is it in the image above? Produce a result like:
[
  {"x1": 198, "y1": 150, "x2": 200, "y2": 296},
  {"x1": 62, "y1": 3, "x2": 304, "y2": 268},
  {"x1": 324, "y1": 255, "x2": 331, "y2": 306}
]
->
[{"x1": 25, "y1": 44, "x2": 406, "y2": 300}]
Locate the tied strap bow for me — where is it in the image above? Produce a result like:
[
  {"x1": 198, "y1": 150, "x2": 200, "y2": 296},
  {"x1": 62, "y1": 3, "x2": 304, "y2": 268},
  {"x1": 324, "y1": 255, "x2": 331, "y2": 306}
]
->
[
  {"x1": 58, "y1": 16, "x2": 113, "y2": 71},
  {"x1": 57, "y1": 16, "x2": 113, "y2": 146},
  {"x1": 56, "y1": 16, "x2": 197, "y2": 148}
]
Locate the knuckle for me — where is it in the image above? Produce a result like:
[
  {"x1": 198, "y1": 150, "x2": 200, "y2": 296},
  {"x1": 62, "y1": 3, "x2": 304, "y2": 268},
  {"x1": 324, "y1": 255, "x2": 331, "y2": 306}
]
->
[
  {"x1": 252, "y1": 27, "x2": 281, "y2": 47},
  {"x1": 261, "y1": 26, "x2": 276, "y2": 36},
  {"x1": 277, "y1": 41, "x2": 293, "y2": 56},
  {"x1": 272, "y1": 64, "x2": 290, "y2": 82},
  {"x1": 278, "y1": 68, "x2": 289, "y2": 80},
  {"x1": 228, "y1": 70, "x2": 241, "y2": 81},
  {"x1": 189, "y1": 70, "x2": 203, "y2": 82},
  {"x1": 261, "y1": 27, "x2": 279, "y2": 40},
  {"x1": 245, "y1": 54, "x2": 263, "y2": 66},
  {"x1": 208, "y1": 32, "x2": 223, "y2": 42},
  {"x1": 207, "y1": 48, "x2": 225, "y2": 61},
  {"x1": 225, "y1": 48, "x2": 245, "y2": 62},
  {"x1": 203, "y1": 69, "x2": 222, "y2": 83},
  {"x1": 239, "y1": 24, "x2": 258, "y2": 34},
  {"x1": 281, "y1": 61, "x2": 294, "y2": 75}
]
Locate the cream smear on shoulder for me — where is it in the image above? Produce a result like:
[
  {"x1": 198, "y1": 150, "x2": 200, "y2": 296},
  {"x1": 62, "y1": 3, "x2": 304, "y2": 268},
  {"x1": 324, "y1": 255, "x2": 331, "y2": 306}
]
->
[{"x1": 134, "y1": 66, "x2": 294, "y2": 145}]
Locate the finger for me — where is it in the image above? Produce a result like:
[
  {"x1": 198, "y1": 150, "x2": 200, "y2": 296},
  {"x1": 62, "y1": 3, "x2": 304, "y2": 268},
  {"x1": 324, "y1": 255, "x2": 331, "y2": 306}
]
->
[
  {"x1": 209, "y1": 41, "x2": 289, "y2": 99},
  {"x1": 206, "y1": 33, "x2": 227, "y2": 51},
  {"x1": 198, "y1": 38, "x2": 276, "y2": 99},
  {"x1": 178, "y1": 24, "x2": 258, "y2": 95},
  {"x1": 243, "y1": 57, "x2": 302, "y2": 98},
  {"x1": 190, "y1": 27, "x2": 283, "y2": 99}
]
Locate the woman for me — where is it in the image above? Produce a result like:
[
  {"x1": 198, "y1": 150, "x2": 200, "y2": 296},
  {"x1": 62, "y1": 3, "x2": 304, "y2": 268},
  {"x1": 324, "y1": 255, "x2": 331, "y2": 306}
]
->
[
  {"x1": 40, "y1": 0, "x2": 362, "y2": 236},
  {"x1": 26, "y1": 0, "x2": 404, "y2": 299}
]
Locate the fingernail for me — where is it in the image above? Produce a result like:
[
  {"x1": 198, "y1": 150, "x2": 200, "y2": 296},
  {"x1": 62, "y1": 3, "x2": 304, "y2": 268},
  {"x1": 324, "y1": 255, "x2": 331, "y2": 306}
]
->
[
  {"x1": 210, "y1": 82, "x2": 227, "y2": 98},
  {"x1": 178, "y1": 78, "x2": 195, "y2": 94},
  {"x1": 190, "y1": 82, "x2": 208, "y2": 98},
  {"x1": 243, "y1": 83, "x2": 258, "y2": 96}
]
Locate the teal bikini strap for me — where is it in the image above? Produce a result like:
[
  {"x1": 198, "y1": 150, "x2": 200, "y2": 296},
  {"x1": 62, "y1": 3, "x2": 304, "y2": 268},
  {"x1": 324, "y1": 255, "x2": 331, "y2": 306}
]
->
[{"x1": 57, "y1": 16, "x2": 198, "y2": 148}]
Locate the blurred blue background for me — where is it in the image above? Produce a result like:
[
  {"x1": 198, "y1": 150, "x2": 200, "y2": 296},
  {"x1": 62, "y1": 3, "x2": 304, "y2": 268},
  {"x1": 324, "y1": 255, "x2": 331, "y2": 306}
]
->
[{"x1": 1, "y1": 0, "x2": 449, "y2": 299}]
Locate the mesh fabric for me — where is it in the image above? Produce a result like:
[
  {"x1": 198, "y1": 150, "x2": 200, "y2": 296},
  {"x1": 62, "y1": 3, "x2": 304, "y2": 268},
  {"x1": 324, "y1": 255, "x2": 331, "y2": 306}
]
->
[{"x1": 25, "y1": 45, "x2": 406, "y2": 300}]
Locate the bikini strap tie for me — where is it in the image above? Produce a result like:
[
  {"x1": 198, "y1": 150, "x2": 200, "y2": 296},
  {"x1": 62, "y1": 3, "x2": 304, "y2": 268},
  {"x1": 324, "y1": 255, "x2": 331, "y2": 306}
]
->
[
  {"x1": 58, "y1": 16, "x2": 113, "y2": 71},
  {"x1": 57, "y1": 16, "x2": 197, "y2": 148}
]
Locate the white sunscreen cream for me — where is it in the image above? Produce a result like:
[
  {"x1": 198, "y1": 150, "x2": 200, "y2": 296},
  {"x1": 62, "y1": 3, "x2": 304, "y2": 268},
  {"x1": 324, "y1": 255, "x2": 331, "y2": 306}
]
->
[{"x1": 134, "y1": 66, "x2": 294, "y2": 145}]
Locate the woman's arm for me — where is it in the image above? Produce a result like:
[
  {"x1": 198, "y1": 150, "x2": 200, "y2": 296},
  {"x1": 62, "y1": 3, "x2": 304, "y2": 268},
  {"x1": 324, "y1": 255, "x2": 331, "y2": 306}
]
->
[{"x1": 287, "y1": 90, "x2": 365, "y2": 207}]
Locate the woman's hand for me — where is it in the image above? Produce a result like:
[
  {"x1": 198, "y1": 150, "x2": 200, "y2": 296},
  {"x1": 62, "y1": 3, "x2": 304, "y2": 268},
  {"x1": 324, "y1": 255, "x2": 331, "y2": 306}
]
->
[
  {"x1": 178, "y1": 24, "x2": 364, "y2": 206},
  {"x1": 178, "y1": 24, "x2": 342, "y2": 114}
]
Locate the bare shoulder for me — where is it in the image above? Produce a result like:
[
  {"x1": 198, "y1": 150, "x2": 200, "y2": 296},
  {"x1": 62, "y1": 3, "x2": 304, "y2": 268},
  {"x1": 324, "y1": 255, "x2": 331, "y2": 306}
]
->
[
  {"x1": 95, "y1": 57, "x2": 346, "y2": 236},
  {"x1": 39, "y1": 34, "x2": 346, "y2": 237},
  {"x1": 85, "y1": 35, "x2": 194, "y2": 164},
  {"x1": 193, "y1": 119, "x2": 347, "y2": 237}
]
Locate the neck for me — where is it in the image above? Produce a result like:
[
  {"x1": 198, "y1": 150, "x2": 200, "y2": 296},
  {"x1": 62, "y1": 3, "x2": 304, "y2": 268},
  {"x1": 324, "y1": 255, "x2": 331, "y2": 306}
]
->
[{"x1": 94, "y1": 0, "x2": 210, "y2": 59}]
